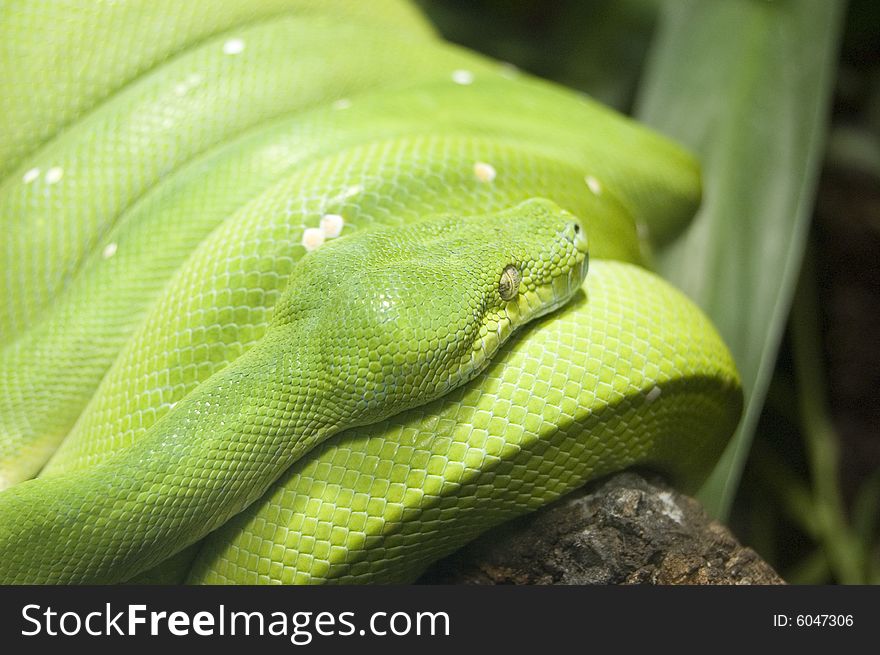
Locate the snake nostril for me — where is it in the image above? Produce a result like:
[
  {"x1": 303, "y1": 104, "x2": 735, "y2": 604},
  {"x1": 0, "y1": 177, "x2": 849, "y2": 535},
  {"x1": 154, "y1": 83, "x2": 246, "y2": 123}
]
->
[{"x1": 571, "y1": 221, "x2": 588, "y2": 254}]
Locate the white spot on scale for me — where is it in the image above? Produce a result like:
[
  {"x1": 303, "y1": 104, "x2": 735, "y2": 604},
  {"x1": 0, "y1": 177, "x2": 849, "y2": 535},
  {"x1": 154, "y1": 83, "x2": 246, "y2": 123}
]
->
[
  {"x1": 320, "y1": 214, "x2": 345, "y2": 239},
  {"x1": 22, "y1": 168, "x2": 40, "y2": 184},
  {"x1": 45, "y1": 167, "x2": 64, "y2": 184},
  {"x1": 473, "y1": 161, "x2": 496, "y2": 183},
  {"x1": 302, "y1": 227, "x2": 325, "y2": 251},
  {"x1": 585, "y1": 175, "x2": 602, "y2": 195},
  {"x1": 499, "y1": 62, "x2": 519, "y2": 79},
  {"x1": 222, "y1": 38, "x2": 245, "y2": 55},
  {"x1": 343, "y1": 184, "x2": 362, "y2": 198},
  {"x1": 332, "y1": 98, "x2": 352, "y2": 111},
  {"x1": 645, "y1": 385, "x2": 661, "y2": 404},
  {"x1": 102, "y1": 242, "x2": 118, "y2": 259},
  {"x1": 323, "y1": 184, "x2": 363, "y2": 209},
  {"x1": 174, "y1": 73, "x2": 204, "y2": 96},
  {"x1": 451, "y1": 69, "x2": 474, "y2": 85}
]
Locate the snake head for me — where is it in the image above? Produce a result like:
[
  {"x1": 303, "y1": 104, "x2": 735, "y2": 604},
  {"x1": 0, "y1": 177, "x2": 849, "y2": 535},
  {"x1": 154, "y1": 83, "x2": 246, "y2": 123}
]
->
[
  {"x1": 451, "y1": 198, "x2": 590, "y2": 387},
  {"x1": 275, "y1": 198, "x2": 588, "y2": 424}
]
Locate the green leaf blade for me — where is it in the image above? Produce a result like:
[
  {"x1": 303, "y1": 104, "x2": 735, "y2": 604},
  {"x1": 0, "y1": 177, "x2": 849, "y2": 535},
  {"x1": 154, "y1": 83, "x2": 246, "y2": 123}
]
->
[{"x1": 636, "y1": 0, "x2": 847, "y2": 518}]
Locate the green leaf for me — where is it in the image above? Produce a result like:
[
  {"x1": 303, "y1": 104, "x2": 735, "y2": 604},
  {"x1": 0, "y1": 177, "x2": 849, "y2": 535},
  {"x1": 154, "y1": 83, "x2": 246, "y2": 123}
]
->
[{"x1": 635, "y1": 0, "x2": 846, "y2": 518}]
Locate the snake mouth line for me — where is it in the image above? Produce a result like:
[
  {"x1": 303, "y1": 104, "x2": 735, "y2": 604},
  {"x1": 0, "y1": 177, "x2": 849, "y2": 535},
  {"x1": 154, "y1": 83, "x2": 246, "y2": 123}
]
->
[
  {"x1": 472, "y1": 251, "x2": 589, "y2": 373},
  {"x1": 529, "y1": 252, "x2": 590, "y2": 322}
]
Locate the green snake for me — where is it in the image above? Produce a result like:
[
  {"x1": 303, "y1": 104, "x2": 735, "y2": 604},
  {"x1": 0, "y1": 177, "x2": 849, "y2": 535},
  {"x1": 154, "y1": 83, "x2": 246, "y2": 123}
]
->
[{"x1": 0, "y1": 0, "x2": 742, "y2": 584}]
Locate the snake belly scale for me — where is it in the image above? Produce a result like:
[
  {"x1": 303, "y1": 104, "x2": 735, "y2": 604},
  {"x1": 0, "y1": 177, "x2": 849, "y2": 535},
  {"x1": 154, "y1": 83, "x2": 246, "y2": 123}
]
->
[{"x1": 0, "y1": 0, "x2": 741, "y2": 584}]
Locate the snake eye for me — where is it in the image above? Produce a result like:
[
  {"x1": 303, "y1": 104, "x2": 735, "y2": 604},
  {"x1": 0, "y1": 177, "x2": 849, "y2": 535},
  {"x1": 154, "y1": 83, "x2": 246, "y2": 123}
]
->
[{"x1": 499, "y1": 265, "x2": 521, "y2": 301}]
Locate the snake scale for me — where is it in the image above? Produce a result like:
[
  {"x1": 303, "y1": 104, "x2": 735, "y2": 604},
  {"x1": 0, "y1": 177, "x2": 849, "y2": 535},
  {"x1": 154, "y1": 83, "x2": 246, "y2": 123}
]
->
[{"x1": 0, "y1": 0, "x2": 742, "y2": 584}]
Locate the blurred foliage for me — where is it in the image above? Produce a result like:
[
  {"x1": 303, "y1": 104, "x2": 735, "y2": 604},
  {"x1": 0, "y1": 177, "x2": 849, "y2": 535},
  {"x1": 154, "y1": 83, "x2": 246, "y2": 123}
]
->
[
  {"x1": 636, "y1": 0, "x2": 845, "y2": 518},
  {"x1": 418, "y1": 0, "x2": 879, "y2": 583},
  {"x1": 416, "y1": 0, "x2": 660, "y2": 111}
]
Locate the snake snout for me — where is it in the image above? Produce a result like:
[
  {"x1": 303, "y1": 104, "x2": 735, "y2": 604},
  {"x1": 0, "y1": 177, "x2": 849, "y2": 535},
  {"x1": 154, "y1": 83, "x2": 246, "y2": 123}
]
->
[
  {"x1": 553, "y1": 213, "x2": 588, "y2": 259},
  {"x1": 570, "y1": 218, "x2": 589, "y2": 255}
]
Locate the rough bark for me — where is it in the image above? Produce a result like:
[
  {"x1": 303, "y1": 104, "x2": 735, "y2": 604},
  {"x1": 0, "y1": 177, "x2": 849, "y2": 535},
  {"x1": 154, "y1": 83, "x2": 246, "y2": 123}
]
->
[{"x1": 419, "y1": 471, "x2": 784, "y2": 585}]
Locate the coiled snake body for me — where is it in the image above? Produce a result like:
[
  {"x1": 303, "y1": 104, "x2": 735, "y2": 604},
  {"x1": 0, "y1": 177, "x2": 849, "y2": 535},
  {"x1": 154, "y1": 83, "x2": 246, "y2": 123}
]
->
[{"x1": 0, "y1": 0, "x2": 741, "y2": 584}]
